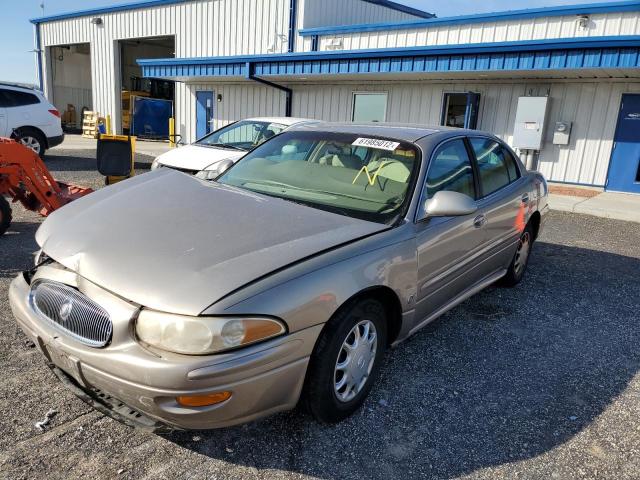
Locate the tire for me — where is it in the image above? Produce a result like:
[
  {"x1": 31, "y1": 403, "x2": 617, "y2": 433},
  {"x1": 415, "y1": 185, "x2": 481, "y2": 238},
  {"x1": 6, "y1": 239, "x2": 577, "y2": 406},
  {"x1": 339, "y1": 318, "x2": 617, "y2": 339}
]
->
[
  {"x1": 499, "y1": 223, "x2": 534, "y2": 287},
  {"x1": 0, "y1": 196, "x2": 12, "y2": 237},
  {"x1": 302, "y1": 297, "x2": 388, "y2": 423},
  {"x1": 14, "y1": 128, "x2": 46, "y2": 159}
]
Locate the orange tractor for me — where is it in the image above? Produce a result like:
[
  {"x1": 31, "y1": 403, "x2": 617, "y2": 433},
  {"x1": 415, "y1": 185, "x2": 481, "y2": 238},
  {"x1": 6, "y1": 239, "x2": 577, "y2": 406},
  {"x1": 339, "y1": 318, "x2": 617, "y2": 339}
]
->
[{"x1": 0, "y1": 138, "x2": 94, "y2": 236}]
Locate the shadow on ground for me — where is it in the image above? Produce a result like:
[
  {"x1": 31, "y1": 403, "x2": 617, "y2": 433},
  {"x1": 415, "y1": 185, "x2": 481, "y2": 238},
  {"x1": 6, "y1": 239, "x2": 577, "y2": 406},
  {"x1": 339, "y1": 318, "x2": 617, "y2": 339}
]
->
[{"x1": 163, "y1": 241, "x2": 639, "y2": 479}]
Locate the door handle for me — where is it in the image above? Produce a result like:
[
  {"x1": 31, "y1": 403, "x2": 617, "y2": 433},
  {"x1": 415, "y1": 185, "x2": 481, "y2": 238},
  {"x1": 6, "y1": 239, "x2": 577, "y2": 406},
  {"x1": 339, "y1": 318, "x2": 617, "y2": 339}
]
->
[
  {"x1": 473, "y1": 214, "x2": 487, "y2": 228},
  {"x1": 521, "y1": 193, "x2": 530, "y2": 205}
]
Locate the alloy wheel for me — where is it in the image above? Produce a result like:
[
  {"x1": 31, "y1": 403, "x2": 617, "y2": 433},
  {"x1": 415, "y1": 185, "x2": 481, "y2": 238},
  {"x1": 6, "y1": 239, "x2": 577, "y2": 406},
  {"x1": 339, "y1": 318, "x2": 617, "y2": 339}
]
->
[{"x1": 20, "y1": 136, "x2": 41, "y2": 154}]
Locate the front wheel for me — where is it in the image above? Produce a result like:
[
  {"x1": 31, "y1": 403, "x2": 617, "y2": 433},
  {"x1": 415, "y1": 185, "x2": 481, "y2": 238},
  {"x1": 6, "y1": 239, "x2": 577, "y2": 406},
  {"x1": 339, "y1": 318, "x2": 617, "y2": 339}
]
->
[
  {"x1": 0, "y1": 196, "x2": 12, "y2": 236},
  {"x1": 302, "y1": 298, "x2": 387, "y2": 423},
  {"x1": 499, "y1": 223, "x2": 534, "y2": 287}
]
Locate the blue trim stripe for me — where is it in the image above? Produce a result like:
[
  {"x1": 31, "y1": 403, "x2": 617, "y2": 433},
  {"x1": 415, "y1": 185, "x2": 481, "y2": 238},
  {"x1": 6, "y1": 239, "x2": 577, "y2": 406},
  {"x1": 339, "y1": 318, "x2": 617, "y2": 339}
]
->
[
  {"x1": 299, "y1": 0, "x2": 640, "y2": 36},
  {"x1": 30, "y1": 0, "x2": 432, "y2": 24},
  {"x1": 138, "y1": 37, "x2": 640, "y2": 79}
]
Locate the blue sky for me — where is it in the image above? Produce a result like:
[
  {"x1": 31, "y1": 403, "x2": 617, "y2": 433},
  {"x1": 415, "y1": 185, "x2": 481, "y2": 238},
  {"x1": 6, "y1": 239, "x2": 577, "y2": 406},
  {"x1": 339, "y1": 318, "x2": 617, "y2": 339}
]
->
[{"x1": 0, "y1": 0, "x2": 624, "y2": 84}]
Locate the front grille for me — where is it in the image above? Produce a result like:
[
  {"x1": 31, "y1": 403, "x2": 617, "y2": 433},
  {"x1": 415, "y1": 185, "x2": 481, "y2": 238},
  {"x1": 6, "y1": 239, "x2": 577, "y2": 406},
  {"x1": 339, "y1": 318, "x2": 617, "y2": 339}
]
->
[{"x1": 29, "y1": 280, "x2": 112, "y2": 347}]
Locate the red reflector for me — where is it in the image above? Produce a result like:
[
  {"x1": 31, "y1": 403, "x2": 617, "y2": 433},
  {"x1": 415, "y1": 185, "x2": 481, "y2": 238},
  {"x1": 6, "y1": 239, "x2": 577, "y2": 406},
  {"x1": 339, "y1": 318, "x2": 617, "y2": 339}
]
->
[{"x1": 48, "y1": 109, "x2": 60, "y2": 118}]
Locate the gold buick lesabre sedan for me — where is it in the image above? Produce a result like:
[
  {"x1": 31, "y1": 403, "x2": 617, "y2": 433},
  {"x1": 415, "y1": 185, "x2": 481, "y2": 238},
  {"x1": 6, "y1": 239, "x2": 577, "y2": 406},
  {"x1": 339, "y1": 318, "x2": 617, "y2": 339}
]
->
[{"x1": 10, "y1": 123, "x2": 548, "y2": 431}]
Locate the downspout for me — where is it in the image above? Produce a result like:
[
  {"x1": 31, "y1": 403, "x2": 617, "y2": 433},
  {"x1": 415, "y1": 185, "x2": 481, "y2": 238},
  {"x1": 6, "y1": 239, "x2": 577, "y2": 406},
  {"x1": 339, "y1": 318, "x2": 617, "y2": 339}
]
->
[
  {"x1": 245, "y1": 62, "x2": 292, "y2": 117},
  {"x1": 34, "y1": 23, "x2": 44, "y2": 92},
  {"x1": 288, "y1": 0, "x2": 297, "y2": 53}
]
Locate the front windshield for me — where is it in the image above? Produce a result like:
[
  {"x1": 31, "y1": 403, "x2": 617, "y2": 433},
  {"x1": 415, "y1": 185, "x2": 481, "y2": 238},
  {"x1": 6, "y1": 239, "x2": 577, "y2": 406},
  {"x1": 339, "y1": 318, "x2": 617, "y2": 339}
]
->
[
  {"x1": 196, "y1": 120, "x2": 286, "y2": 151},
  {"x1": 217, "y1": 131, "x2": 420, "y2": 224}
]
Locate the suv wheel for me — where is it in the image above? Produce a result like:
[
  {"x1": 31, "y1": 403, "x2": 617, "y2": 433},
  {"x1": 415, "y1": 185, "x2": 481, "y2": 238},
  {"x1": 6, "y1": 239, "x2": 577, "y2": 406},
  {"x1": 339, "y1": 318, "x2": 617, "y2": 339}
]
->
[
  {"x1": 302, "y1": 298, "x2": 387, "y2": 423},
  {"x1": 15, "y1": 128, "x2": 46, "y2": 159}
]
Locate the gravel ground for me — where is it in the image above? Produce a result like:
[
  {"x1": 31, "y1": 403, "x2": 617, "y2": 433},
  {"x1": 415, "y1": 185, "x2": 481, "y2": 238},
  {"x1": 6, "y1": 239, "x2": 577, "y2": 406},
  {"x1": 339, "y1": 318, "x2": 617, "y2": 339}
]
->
[{"x1": 0, "y1": 149, "x2": 639, "y2": 480}]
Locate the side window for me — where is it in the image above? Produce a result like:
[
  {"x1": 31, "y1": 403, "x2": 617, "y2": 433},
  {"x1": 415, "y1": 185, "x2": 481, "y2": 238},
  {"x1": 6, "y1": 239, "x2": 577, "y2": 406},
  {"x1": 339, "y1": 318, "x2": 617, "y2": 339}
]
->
[
  {"x1": 0, "y1": 89, "x2": 9, "y2": 107},
  {"x1": 3, "y1": 89, "x2": 40, "y2": 107},
  {"x1": 470, "y1": 138, "x2": 519, "y2": 196},
  {"x1": 424, "y1": 139, "x2": 476, "y2": 200}
]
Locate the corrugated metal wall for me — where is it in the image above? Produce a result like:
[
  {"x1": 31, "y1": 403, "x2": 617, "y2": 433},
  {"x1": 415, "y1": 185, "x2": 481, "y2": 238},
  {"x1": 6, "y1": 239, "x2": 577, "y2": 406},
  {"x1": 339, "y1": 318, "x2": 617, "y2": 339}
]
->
[
  {"x1": 38, "y1": 0, "x2": 426, "y2": 133},
  {"x1": 184, "y1": 79, "x2": 640, "y2": 186},
  {"x1": 305, "y1": 11, "x2": 640, "y2": 51},
  {"x1": 302, "y1": 0, "x2": 424, "y2": 29},
  {"x1": 178, "y1": 82, "x2": 286, "y2": 142},
  {"x1": 39, "y1": 0, "x2": 291, "y2": 132}
]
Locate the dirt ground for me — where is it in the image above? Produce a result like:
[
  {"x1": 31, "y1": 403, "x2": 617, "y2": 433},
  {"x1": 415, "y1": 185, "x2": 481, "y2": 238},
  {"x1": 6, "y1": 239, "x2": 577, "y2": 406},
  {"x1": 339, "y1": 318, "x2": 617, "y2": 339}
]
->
[{"x1": 0, "y1": 149, "x2": 639, "y2": 479}]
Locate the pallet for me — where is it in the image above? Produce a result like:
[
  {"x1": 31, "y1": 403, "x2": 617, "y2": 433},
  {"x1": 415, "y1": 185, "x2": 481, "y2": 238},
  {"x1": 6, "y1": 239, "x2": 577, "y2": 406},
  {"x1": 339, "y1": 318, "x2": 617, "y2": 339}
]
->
[{"x1": 82, "y1": 111, "x2": 102, "y2": 139}]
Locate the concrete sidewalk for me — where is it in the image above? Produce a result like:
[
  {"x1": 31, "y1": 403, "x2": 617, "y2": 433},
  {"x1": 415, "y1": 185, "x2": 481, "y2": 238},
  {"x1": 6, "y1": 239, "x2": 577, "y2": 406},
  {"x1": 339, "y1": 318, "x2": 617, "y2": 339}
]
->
[
  {"x1": 52, "y1": 134, "x2": 172, "y2": 157},
  {"x1": 549, "y1": 191, "x2": 640, "y2": 223}
]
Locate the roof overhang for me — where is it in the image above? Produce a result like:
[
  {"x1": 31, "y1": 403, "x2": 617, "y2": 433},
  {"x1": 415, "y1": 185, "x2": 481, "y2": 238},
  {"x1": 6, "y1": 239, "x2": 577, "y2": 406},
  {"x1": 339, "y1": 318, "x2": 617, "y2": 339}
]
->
[{"x1": 137, "y1": 36, "x2": 640, "y2": 82}]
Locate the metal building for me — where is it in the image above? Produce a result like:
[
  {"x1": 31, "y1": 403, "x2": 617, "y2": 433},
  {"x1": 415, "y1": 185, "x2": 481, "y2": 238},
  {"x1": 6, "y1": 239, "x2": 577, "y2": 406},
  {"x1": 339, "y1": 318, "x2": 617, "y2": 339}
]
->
[{"x1": 32, "y1": 0, "x2": 640, "y2": 194}]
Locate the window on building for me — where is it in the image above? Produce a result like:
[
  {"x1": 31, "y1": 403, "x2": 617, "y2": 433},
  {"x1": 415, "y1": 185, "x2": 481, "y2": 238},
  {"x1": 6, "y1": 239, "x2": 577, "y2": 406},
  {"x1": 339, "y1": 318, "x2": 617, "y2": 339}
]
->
[
  {"x1": 352, "y1": 92, "x2": 388, "y2": 122},
  {"x1": 469, "y1": 137, "x2": 520, "y2": 196},
  {"x1": 0, "y1": 89, "x2": 40, "y2": 108},
  {"x1": 441, "y1": 92, "x2": 480, "y2": 129},
  {"x1": 424, "y1": 139, "x2": 476, "y2": 201}
]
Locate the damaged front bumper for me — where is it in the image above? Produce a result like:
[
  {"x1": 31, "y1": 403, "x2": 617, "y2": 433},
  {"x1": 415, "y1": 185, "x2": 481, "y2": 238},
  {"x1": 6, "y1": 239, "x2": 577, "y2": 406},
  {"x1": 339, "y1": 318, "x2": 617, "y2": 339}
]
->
[{"x1": 9, "y1": 271, "x2": 321, "y2": 431}]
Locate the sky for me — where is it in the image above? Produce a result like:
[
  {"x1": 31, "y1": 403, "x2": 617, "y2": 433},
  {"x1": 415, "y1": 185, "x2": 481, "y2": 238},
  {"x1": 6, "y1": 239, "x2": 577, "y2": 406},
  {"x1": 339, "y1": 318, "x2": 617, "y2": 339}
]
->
[{"x1": 0, "y1": 0, "x2": 626, "y2": 84}]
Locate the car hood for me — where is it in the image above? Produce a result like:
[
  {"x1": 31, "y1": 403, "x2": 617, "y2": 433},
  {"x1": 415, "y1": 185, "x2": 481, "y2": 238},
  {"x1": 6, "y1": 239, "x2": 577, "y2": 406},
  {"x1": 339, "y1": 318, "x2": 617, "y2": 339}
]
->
[
  {"x1": 36, "y1": 169, "x2": 387, "y2": 315},
  {"x1": 156, "y1": 144, "x2": 246, "y2": 171}
]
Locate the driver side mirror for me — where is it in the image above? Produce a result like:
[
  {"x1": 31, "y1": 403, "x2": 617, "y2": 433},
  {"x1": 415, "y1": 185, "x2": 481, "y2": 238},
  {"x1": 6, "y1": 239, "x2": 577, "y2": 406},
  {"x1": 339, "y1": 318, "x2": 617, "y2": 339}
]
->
[{"x1": 422, "y1": 191, "x2": 477, "y2": 219}]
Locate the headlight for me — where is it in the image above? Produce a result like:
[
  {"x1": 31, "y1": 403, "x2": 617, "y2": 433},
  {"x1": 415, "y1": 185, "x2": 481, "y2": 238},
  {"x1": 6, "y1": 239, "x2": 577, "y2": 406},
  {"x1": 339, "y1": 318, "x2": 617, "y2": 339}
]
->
[
  {"x1": 195, "y1": 159, "x2": 235, "y2": 180},
  {"x1": 34, "y1": 249, "x2": 50, "y2": 266},
  {"x1": 151, "y1": 158, "x2": 162, "y2": 171},
  {"x1": 135, "y1": 310, "x2": 286, "y2": 355},
  {"x1": 195, "y1": 169, "x2": 219, "y2": 181}
]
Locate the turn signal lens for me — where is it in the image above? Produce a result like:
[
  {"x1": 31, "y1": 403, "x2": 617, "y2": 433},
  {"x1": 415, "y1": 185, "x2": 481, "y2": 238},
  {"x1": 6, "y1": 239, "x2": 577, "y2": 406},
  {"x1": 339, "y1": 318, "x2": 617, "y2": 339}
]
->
[{"x1": 177, "y1": 391, "x2": 232, "y2": 407}]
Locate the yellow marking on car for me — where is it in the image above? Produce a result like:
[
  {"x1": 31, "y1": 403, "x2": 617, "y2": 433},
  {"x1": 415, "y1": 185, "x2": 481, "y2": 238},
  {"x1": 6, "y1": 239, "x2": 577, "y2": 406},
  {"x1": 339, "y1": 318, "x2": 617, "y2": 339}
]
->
[{"x1": 352, "y1": 161, "x2": 390, "y2": 186}]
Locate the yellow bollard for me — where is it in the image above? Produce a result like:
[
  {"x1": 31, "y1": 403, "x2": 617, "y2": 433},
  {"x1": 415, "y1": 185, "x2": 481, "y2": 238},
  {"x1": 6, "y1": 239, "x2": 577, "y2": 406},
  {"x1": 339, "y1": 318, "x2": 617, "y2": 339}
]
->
[
  {"x1": 105, "y1": 114, "x2": 112, "y2": 135},
  {"x1": 169, "y1": 117, "x2": 176, "y2": 148}
]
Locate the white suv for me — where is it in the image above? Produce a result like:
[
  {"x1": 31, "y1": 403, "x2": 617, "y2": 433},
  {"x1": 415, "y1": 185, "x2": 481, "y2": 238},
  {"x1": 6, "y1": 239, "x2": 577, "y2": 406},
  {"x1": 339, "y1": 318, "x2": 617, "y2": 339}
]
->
[{"x1": 0, "y1": 83, "x2": 64, "y2": 158}]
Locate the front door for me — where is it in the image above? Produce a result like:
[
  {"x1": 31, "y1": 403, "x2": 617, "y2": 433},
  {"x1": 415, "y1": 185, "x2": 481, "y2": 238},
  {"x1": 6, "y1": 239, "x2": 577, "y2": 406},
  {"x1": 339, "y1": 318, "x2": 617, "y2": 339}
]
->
[
  {"x1": 195, "y1": 90, "x2": 215, "y2": 140},
  {"x1": 414, "y1": 138, "x2": 487, "y2": 326},
  {"x1": 607, "y1": 94, "x2": 640, "y2": 194}
]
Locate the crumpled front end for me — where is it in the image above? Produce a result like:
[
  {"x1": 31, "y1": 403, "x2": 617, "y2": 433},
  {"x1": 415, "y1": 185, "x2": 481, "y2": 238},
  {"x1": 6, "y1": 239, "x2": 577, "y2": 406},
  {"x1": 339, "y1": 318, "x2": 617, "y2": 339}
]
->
[{"x1": 9, "y1": 262, "x2": 322, "y2": 430}]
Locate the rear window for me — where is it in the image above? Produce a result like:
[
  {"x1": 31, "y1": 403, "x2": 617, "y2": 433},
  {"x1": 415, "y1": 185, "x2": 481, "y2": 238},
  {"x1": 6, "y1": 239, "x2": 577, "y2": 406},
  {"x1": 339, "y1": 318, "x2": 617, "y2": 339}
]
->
[{"x1": 0, "y1": 89, "x2": 40, "y2": 108}]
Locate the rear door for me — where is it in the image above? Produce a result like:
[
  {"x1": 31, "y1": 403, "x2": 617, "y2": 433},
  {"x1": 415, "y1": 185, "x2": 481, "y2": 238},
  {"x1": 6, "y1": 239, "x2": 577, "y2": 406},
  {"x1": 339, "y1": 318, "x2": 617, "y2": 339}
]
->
[{"x1": 468, "y1": 136, "x2": 527, "y2": 273}]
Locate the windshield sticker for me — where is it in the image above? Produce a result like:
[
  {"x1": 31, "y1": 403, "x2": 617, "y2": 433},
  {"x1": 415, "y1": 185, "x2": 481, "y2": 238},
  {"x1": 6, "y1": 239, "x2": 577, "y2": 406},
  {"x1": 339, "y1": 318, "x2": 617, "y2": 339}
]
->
[{"x1": 352, "y1": 138, "x2": 400, "y2": 151}]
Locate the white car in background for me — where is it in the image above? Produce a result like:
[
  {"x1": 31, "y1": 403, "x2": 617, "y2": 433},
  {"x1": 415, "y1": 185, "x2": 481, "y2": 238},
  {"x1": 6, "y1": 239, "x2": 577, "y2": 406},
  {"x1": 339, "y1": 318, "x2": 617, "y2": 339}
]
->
[
  {"x1": 0, "y1": 83, "x2": 64, "y2": 158},
  {"x1": 151, "y1": 117, "x2": 319, "y2": 179}
]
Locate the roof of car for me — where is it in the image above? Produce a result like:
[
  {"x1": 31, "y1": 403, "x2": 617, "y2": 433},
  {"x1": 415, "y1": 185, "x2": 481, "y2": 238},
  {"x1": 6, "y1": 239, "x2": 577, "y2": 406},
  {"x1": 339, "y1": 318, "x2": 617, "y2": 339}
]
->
[
  {"x1": 286, "y1": 122, "x2": 475, "y2": 142},
  {"x1": 245, "y1": 117, "x2": 321, "y2": 126}
]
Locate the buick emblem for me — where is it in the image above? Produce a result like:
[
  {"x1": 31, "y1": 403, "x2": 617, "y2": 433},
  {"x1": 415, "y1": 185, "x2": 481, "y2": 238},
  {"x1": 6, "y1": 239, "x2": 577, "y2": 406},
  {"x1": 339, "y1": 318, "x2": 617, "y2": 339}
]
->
[{"x1": 59, "y1": 300, "x2": 73, "y2": 322}]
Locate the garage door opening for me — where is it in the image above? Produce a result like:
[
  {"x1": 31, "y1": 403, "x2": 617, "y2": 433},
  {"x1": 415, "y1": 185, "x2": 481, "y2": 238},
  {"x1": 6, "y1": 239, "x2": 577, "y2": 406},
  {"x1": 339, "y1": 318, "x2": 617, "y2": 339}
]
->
[
  {"x1": 119, "y1": 36, "x2": 175, "y2": 139},
  {"x1": 49, "y1": 43, "x2": 92, "y2": 132}
]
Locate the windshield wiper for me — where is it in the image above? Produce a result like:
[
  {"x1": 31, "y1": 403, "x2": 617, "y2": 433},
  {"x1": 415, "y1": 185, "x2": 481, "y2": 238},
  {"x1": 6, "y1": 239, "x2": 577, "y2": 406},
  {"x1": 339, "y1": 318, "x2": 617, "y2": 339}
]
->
[{"x1": 198, "y1": 142, "x2": 247, "y2": 151}]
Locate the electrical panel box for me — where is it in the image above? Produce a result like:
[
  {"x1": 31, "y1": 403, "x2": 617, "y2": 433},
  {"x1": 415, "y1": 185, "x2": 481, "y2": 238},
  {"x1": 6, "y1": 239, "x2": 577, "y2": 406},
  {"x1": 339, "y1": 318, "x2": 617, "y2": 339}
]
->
[
  {"x1": 512, "y1": 97, "x2": 550, "y2": 150},
  {"x1": 553, "y1": 121, "x2": 572, "y2": 145}
]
